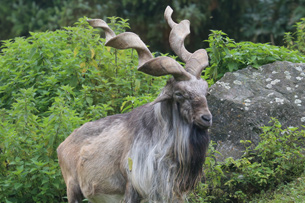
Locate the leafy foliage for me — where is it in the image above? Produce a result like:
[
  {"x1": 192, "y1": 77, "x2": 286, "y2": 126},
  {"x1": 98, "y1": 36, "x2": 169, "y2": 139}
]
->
[
  {"x1": 2, "y1": 0, "x2": 305, "y2": 53},
  {"x1": 189, "y1": 118, "x2": 305, "y2": 202},
  {"x1": 0, "y1": 88, "x2": 82, "y2": 202},
  {"x1": 0, "y1": 0, "x2": 212, "y2": 53},
  {"x1": 250, "y1": 174, "x2": 305, "y2": 202},
  {"x1": 0, "y1": 17, "x2": 163, "y2": 118},
  {"x1": 0, "y1": 0, "x2": 108, "y2": 40},
  {"x1": 284, "y1": 18, "x2": 305, "y2": 54},
  {"x1": 239, "y1": 0, "x2": 305, "y2": 44},
  {"x1": 204, "y1": 30, "x2": 305, "y2": 83}
]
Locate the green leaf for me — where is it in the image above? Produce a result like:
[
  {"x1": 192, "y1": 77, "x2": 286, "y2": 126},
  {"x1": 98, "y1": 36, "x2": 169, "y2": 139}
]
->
[
  {"x1": 29, "y1": 47, "x2": 37, "y2": 59},
  {"x1": 86, "y1": 97, "x2": 93, "y2": 106},
  {"x1": 228, "y1": 62, "x2": 237, "y2": 72},
  {"x1": 14, "y1": 183, "x2": 23, "y2": 190},
  {"x1": 135, "y1": 79, "x2": 141, "y2": 91},
  {"x1": 128, "y1": 157, "x2": 133, "y2": 172}
]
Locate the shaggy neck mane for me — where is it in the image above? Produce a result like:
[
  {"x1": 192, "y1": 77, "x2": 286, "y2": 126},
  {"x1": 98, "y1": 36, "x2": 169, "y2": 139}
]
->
[{"x1": 128, "y1": 100, "x2": 210, "y2": 201}]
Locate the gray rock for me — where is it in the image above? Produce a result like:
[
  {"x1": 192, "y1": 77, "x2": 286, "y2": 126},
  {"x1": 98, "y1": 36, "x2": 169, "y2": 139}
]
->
[{"x1": 207, "y1": 61, "x2": 305, "y2": 162}]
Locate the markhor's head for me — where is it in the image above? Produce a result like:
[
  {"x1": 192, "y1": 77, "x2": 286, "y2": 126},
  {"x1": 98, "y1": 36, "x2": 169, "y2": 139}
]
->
[
  {"x1": 88, "y1": 6, "x2": 212, "y2": 130},
  {"x1": 158, "y1": 76, "x2": 212, "y2": 129}
]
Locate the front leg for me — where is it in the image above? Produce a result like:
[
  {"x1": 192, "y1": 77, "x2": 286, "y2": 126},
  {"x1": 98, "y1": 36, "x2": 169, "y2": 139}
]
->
[{"x1": 124, "y1": 182, "x2": 141, "y2": 203}]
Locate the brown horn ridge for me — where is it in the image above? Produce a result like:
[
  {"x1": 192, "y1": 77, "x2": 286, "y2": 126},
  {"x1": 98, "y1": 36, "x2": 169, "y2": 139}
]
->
[
  {"x1": 164, "y1": 6, "x2": 209, "y2": 79},
  {"x1": 87, "y1": 18, "x2": 191, "y2": 81}
]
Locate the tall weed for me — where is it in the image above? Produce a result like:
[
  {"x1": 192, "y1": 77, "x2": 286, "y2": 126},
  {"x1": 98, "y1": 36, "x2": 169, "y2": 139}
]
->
[
  {"x1": 0, "y1": 88, "x2": 84, "y2": 202},
  {"x1": 284, "y1": 18, "x2": 305, "y2": 54}
]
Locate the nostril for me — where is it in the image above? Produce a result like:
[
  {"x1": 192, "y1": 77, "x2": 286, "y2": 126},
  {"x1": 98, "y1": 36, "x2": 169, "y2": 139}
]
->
[{"x1": 201, "y1": 115, "x2": 211, "y2": 122}]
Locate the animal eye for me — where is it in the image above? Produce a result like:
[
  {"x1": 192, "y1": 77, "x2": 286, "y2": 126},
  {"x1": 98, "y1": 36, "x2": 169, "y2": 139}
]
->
[{"x1": 174, "y1": 92, "x2": 184, "y2": 98}]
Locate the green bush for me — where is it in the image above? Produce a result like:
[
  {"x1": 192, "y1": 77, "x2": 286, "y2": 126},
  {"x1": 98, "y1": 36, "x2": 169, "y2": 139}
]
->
[
  {"x1": 189, "y1": 118, "x2": 305, "y2": 202},
  {"x1": 204, "y1": 30, "x2": 305, "y2": 84},
  {"x1": 0, "y1": 88, "x2": 83, "y2": 202},
  {"x1": 0, "y1": 17, "x2": 164, "y2": 118}
]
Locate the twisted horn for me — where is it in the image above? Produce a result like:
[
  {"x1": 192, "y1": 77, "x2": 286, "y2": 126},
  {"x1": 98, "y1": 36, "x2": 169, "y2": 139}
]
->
[
  {"x1": 164, "y1": 6, "x2": 209, "y2": 79},
  {"x1": 87, "y1": 19, "x2": 191, "y2": 81},
  {"x1": 86, "y1": 19, "x2": 115, "y2": 43}
]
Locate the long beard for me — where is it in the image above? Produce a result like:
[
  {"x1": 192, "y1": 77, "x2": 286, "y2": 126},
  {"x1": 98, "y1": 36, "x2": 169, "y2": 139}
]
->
[{"x1": 176, "y1": 124, "x2": 210, "y2": 192}]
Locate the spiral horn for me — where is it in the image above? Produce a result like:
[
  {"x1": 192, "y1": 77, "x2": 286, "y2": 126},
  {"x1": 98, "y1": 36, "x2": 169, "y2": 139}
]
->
[
  {"x1": 164, "y1": 6, "x2": 209, "y2": 79},
  {"x1": 87, "y1": 18, "x2": 191, "y2": 81}
]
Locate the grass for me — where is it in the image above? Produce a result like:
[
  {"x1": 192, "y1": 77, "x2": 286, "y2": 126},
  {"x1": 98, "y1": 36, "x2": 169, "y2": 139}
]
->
[{"x1": 250, "y1": 173, "x2": 305, "y2": 203}]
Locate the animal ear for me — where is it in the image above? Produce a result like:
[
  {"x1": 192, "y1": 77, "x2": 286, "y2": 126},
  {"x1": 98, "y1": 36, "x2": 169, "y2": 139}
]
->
[
  {"x1": 151, "y1": 93, "x2": 172, "y2": 105},
  {"x1": 151, "y1": 83, "x2": 173, "y2": 104}
]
